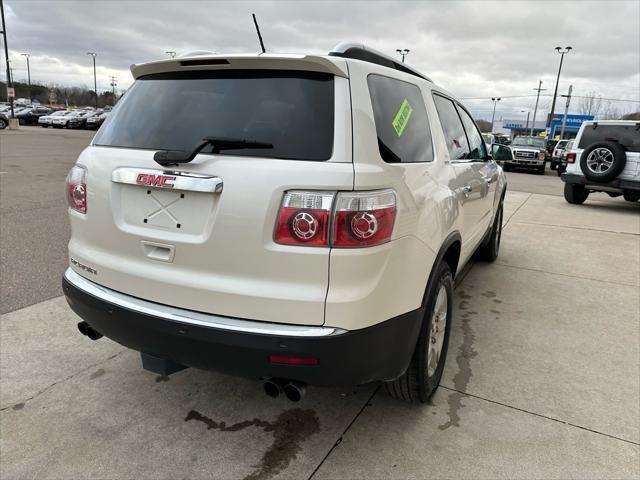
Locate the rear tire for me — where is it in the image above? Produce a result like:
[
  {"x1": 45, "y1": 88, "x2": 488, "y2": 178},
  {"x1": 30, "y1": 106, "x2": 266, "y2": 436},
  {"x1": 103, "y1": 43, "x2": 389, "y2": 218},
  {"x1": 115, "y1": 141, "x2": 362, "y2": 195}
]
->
[
  {"x1": 475, "y1": 203, "x2": 503, "y2": 262},
  {"x1": 0, "y1": 118, "x2": 7, "y2": 129},
  {"x1": 564, "y1": 183, "x2": 589, "y2": 204},
  {"x1": 385, "y1": 262, "x2": 453, "y2": 403}
]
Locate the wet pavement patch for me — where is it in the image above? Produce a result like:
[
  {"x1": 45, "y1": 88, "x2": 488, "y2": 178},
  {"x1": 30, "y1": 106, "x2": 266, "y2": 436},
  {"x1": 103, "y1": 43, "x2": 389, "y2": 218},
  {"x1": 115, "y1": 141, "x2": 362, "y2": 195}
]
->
[
  {"x1": 439, "y1": 312, "x2": 477, "y2": 431},
  {"x1": 184, "y1": 408, "x2": 320, "y2": 480}
]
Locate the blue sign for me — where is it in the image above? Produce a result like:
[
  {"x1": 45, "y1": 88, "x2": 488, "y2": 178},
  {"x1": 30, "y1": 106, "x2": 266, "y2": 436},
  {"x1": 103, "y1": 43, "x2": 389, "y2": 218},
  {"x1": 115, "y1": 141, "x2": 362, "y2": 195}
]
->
[{"x1": 547, "y1": 114, "x2": 594, "y2": 138}]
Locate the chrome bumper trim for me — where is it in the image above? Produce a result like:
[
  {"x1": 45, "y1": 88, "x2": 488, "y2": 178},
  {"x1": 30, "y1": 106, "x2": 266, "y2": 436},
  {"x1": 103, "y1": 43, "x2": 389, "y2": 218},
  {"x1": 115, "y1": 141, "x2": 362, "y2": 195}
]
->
[{"x1": 64, "y1": 268, "x2": 346, "y2": 337}]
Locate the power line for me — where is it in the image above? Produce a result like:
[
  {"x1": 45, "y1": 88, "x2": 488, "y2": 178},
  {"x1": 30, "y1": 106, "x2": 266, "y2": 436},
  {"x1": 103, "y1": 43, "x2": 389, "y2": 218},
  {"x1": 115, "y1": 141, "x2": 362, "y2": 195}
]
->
[{"x1": 460, "y1": 94, "x2": 640, "y2": 103}]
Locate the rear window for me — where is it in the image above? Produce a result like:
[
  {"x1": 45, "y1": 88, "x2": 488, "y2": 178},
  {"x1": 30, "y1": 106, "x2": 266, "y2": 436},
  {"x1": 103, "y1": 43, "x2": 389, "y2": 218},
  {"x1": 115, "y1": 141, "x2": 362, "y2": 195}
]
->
[
  {"x1": 367, "y1": 74, "x2": 433, "y2": 163},
  {"x1": 578, "y1": 124, "x2": 640, "y2": 152},
  {"x1": 94, "y1": 70, "x2": 335, "y2": 161}
]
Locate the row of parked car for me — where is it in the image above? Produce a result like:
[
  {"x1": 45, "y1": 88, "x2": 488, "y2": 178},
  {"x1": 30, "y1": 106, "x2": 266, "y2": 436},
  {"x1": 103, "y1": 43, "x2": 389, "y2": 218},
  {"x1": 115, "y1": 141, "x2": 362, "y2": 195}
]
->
[
  {"x1": 487, "y1": 121, "x2": 639, "y2": 203},
  {"x1": 483, "y1": 133, "x2": 577, "y2": 177},
  {"x1": 0, "y1": 104, "x2": 110, "y2": 130}
]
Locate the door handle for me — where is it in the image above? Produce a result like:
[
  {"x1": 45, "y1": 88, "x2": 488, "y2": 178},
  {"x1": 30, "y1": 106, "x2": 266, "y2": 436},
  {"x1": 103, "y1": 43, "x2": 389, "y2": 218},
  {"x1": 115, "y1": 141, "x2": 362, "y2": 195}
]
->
[{"x1": 483, "y1": 176, "x2": 494, "y2": 185}]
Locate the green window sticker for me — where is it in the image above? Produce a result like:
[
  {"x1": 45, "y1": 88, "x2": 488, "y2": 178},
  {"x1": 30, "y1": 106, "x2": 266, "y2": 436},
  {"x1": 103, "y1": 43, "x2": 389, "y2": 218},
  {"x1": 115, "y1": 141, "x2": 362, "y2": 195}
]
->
[{"x1": 392, "y1": 98, "x2": 413, "y2": 137}]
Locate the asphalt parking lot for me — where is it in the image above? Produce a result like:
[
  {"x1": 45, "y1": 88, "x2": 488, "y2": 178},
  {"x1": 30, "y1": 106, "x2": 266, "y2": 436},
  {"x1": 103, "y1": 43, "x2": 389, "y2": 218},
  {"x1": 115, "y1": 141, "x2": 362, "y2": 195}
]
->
[{"x1": 1, "y1": 127, "x2": 639, "y2": 479}]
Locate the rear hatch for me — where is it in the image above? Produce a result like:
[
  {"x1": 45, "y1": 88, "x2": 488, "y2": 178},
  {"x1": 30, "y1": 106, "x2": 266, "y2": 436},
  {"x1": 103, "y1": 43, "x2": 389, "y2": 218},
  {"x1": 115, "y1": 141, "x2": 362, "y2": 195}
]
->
[{"x1": 68, "y1": 57, "x2": 353, "y2": 326}]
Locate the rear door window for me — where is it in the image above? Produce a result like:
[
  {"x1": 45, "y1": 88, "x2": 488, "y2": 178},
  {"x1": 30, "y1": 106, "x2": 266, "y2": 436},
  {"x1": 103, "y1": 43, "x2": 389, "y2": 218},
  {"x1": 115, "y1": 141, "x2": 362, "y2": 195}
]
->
[
  {"x1": 456, "y1": 106, "x2": 487, "y2": 159},
  {"x1": 578, "y1": 124, "x2": 640, "y2": 152},
  {"x1": 94, "y1": 70, "x2": 335, "y2": 161},
  {"x1": 432, "y1": 94, "x2": 470, "y2": 160},
  {"x1": 367, "y1": 75, "x2": 433, "y2": 163}
]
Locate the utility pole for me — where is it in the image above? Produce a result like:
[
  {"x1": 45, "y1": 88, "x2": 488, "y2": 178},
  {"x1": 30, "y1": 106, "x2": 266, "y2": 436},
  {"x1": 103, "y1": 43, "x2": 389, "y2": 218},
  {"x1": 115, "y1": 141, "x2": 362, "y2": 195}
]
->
[
  {"x1": 531, "y1": 80, "x2": 546, "y2": 136},
  {"x1": 87, "y1": 52, "x2": 98, "y2": 109},
  {"x1": 21, "y1": 53, "x2": 30, "y2": 101},
  {"x1": 559, "y1": 85, "x2": 573, "y2": 140},
  {"x1": 396, "y1": 48, "x2": 410, "y2": 63},
  {"x1": 109, "y1": 76, "x2": 117, "y2": 105},
  {"x1": 490, "y1": 97, "x2": 501, "y2": 131},
  {"x1": 548, "y1": 46, "x2": 572, "y2": 138}
]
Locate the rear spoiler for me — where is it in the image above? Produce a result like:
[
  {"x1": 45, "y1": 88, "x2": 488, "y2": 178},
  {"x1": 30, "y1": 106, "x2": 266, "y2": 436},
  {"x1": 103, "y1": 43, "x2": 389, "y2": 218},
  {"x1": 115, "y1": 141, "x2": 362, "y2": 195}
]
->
[{"x1": 131, "y1": 54, "x2": 349, "y2": 79}]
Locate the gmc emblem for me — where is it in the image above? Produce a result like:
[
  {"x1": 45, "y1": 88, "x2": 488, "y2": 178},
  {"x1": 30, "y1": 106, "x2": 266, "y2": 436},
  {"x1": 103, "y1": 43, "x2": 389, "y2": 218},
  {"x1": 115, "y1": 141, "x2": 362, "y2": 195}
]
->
[{"x1": 135, "y1": 173, "x2": 176, "y2": 188}]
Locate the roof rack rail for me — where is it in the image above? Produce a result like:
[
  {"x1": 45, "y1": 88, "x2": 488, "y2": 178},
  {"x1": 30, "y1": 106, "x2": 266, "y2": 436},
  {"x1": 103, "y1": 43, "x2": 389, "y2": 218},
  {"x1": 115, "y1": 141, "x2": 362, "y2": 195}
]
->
[{"x1": 329, "y1": 42, "x2": 432, "y2": 82}]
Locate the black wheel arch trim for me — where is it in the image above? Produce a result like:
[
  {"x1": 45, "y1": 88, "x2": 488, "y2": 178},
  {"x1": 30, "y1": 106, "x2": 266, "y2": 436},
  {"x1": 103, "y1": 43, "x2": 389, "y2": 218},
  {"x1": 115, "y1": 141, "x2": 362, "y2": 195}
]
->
[{"x1": 422, "y1": 231, "x2": 461, "y2": 308}]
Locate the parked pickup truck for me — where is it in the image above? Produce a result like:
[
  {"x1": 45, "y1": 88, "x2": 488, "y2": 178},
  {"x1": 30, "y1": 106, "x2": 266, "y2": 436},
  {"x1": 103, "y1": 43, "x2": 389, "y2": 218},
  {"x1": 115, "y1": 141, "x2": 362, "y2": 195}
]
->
[{"x1": 503, "y1": 136, "x2": 547, "y2": 174}]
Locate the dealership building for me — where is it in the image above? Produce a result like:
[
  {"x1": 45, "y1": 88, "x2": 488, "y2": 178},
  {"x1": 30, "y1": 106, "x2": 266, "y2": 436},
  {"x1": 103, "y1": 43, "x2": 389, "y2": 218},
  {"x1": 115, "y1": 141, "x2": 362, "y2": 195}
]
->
[{"x1": 493, "y1": 114, "x2": 594, "y2": 140}]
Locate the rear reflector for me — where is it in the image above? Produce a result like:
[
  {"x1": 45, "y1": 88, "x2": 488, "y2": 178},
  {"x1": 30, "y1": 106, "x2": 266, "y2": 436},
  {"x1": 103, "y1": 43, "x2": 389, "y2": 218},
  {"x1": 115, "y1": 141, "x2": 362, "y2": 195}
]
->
[
  {"x1": 566, "y1": 152, "x2": 576, "y2": 163},
  {"x1": 269, "y1": 355, "x2": 319, "y2": 366},
  {"x1": 274, "y1": 191, "x2": 335, "y2": 247}
]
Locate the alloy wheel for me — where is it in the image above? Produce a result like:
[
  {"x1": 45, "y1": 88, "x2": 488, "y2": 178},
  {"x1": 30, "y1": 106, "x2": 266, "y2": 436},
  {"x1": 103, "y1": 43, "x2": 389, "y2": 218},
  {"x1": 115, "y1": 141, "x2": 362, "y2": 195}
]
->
[{"x1": 427, "y1": 284, "x2": 448, "y2": 377}]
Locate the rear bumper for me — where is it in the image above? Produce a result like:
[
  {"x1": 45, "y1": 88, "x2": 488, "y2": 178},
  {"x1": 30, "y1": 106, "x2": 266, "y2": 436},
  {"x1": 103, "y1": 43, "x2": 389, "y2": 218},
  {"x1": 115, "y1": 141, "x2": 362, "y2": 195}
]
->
[
  {"x1": 62, "y1": 268, "x2": 423, "y2": 386},
  {"x1": 561, "y1": 173, "x2": 640, "y2": 192}
]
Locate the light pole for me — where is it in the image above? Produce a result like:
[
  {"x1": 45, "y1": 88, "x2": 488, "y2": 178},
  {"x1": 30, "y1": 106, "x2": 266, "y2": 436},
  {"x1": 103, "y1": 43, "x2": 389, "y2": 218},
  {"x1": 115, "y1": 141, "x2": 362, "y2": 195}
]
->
[
  {"x1": 490, "y1": 97, "x2": 501, "y2": 131},
  {"x1": 395, "y1": 48, "x2": 409, "y2": 63},
  {"x1": 165, "y1": 51, "x2": 176, "y2": 58},
  {"x1": 87, "y1": 52, "x2": 98, "y2": 109},
  {"x1": 531, "y1": 80, "x2": 546, "y2": 136},
  {"x1": 0, "y1": 0, "x2": 14, "y2": 117},
  {"x1": 21, "y1": 53, "x2": 30, "y2": 101},
  {"x1": 548, "y1": 46, "x2": 572, "y2": 139},
  {"x1": 521, "y1": 110, "x2": 530, "y2": 134}
]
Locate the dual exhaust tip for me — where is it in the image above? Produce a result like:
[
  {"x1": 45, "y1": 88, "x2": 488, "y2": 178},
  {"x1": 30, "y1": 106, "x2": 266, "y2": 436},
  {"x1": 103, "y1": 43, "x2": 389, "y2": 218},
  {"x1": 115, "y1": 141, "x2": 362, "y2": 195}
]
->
[
  {"x1": 78, "y1": 322, "x2": 306, "y2": 401},
  {"x1": 263, "y1": 378, "x2": 306, "y2": 402},
  {"x1": 77, "y1": 321, "x2": 103, "y2": 341}
]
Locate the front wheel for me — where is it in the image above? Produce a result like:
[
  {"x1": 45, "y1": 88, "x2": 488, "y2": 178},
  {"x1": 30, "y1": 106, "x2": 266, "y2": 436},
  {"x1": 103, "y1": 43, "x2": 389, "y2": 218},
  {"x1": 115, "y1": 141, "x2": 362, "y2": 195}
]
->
[
  {"x1": 0, "y1": 118, "x2": 7, "y2": 129},
  {"x1": 385, "y1": 262, "x2": 453, "y2": 403},
  {"x1": 564, "y1": 183, "x2": 589, "y2": 204}
]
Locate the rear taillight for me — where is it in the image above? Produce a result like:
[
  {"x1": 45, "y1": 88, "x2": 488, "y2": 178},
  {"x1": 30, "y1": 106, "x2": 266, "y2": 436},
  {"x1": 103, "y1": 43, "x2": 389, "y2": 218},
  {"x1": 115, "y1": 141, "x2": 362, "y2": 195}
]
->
[
  {"x1": 566, "y1": 152, "x2": 576, "y2": 163},
  {"x1": 274, "y1": 191, "x2": 334, "y2": 246},
  {"x1": 66, "y1": 165, "x2": 87, "y2": 214},
  {"x1": 275, "y1": 189, "x2": 397, "y2": 248},
  {"x1": 333, "y1": 190, "x2": 396, "y2": 247}
]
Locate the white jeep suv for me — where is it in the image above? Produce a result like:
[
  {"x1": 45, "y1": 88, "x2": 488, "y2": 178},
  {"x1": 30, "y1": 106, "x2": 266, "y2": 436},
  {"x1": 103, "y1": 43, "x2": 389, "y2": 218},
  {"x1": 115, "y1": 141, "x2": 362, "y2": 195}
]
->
[
  {"x1": 562, "y1": 120, "x2": 640, "y2": 204},
  {"x1": 63, "y1": 43, "x2": 506, "y2": 403}
]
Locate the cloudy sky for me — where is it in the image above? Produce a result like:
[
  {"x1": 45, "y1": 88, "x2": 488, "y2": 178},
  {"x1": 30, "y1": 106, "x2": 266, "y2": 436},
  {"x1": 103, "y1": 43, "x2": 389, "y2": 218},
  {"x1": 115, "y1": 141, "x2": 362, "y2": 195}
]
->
[{"x1": 3, "y1": 0, "x2": 639, "y2": 120}]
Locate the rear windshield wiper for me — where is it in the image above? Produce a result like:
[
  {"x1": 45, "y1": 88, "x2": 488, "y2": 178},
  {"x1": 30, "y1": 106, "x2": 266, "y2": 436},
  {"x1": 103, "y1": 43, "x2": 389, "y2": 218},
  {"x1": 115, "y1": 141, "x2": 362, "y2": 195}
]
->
[{"x1": 154, "y1": 136, "x2": 273, "y2": 166}]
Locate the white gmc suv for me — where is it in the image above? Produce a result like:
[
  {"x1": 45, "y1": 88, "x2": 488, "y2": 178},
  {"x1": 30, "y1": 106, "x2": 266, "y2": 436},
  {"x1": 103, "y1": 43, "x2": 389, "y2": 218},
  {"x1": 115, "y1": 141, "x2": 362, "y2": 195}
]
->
[{"x1": 63, "y1": 43, "x2": 506, "y2": 403}]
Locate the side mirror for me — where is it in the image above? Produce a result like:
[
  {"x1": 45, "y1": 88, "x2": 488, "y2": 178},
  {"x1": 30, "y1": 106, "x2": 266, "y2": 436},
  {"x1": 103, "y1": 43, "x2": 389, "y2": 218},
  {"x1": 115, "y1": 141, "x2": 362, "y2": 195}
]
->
[{"x1": 491, "y1": 143, "x2": 513, "y2": 161}]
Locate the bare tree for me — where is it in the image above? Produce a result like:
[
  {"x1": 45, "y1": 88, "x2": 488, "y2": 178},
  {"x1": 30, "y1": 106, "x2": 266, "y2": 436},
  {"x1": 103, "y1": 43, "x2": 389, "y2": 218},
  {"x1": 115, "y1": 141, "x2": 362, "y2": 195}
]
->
[
  {"x1": 622, "y1": 111, "x2": 640, "y2": 120},
  {"x1": 578, "y1": 91, "x2": 603, "y2": 117},
  {"x1": 476, "y1": 119, "x2": 492, "y2": 133},
  {"x1": 601, "y1": 100, "x2": 622, "y2": 120}
]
